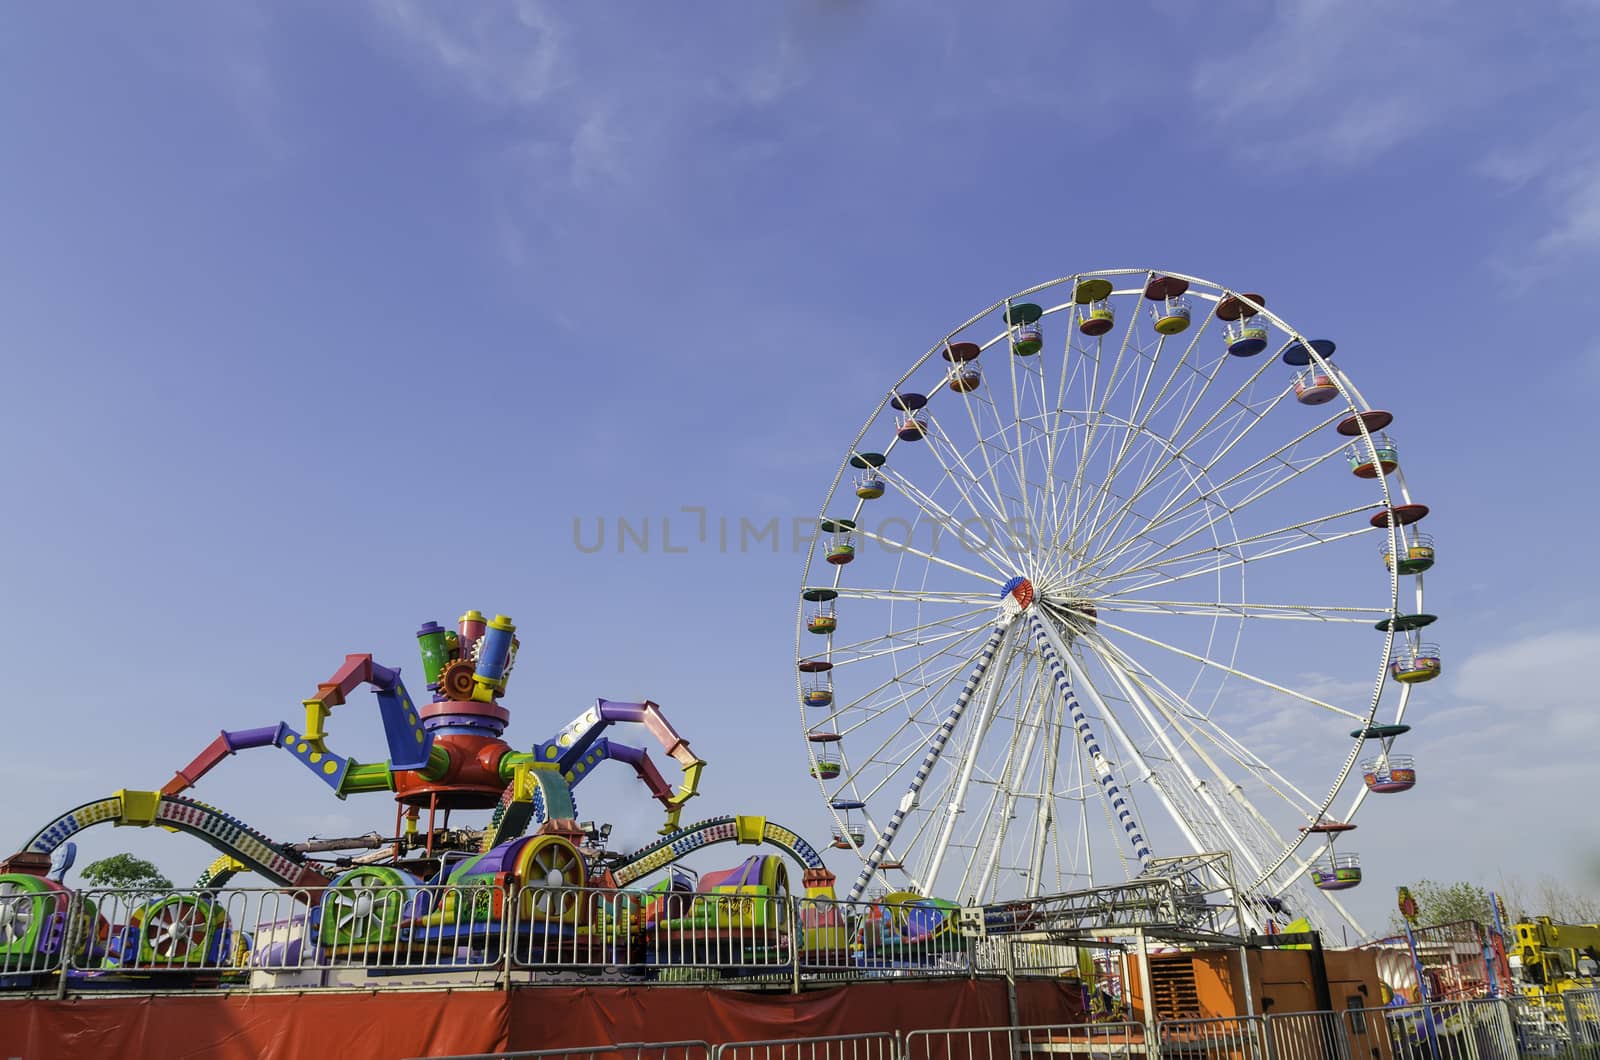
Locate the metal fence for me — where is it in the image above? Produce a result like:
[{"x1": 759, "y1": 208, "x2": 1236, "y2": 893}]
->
[
  {"x1": 1359, "y1": 999, "x2": 1519, "y2": 1060},
  {"x1": 906, "y1": 1021, "x2": 1148, "y2": 1060},
  {"x1": 39, "y1": 883, "x2": 507, "y2": 986},
  {"x1": 719, "y1": 1032, "x2": 901, "y2": 1060},
  {"x1": 3, "y1": 881, "x2": 1027, "y2": 992},
  {"x1": 797, "y1": 896, "x2": 968, "y2": 978},
  {"x1": 1267, "y1": 1013, "x2": 1348, "y2": 1060},
  {"x1": 1567, "y1": 989, "x2": 1600, "y2": 1060},
  {"x1": 407, "y1": 1040, "x2": 713, "y2": 1060},
  {"x1": 1157, "y1": 1016, "x2": 1270, "y2": 1060},
  {"x1": 1503, "y1": 990, "x2": 1600, "y2": 1060}
]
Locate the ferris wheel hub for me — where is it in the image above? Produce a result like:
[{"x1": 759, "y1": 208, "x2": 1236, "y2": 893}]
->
[{"x1": 1000, "y1": 576, "x2": 1035, "y2": 613}]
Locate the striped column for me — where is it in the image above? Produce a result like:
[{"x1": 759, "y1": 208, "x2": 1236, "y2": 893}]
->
[
  {"x1": 848, "y1": 620, "x2": 1012, "y2": 902},
  {"x1": 1029, "y1": 613, "x2": 1153, "y2": 869}
]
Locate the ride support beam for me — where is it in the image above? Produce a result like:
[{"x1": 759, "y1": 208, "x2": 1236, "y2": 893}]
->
[{"x1": 849, "y1": 618, "x2": 1013, "y2": 902}]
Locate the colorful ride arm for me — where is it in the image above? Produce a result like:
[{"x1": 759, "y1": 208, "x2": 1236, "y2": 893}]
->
[
  {"x1": 160, "y1": 654, "x2": 432, "y2": 799},
  {"x1": 299, "y1": 654, "x2": 432, "y2": 771},
  {"x1": 162, "y1": 724, "x2": 290, "y2": 797},
  {"x1": 544, "y1": 699, "x2": 705, "y2": 833}
]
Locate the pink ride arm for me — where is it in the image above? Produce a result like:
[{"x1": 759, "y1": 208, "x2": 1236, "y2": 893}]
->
[
  {"x1": 161, "y1": 654, "x2": 429, "y2": 798},
  {"x1": 162, "y1": 725, "x2": 288, "y2": 796},
  {"x1": 550, "y1": 699, "x2": 706, "y2": 831}
]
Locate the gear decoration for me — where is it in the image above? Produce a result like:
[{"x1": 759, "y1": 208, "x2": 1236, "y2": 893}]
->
[{"x1": 438, "y1": 659, "x2": 477, "y2": 700}]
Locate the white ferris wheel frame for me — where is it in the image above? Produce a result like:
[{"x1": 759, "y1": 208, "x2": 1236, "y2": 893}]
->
[{"x1": 795, "y1": 268, "x2": 1429, "y2": 935}]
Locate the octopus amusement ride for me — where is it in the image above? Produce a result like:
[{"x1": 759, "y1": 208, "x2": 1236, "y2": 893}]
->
[
  {"x1": 0, "y1": 267, "x2": 1438, "y2": 988},
  {"x1": 0, "y1": 611, "x2": 874, "y2": 981}
]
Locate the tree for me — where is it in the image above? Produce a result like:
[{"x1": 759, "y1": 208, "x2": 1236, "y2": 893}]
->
[
  {"x1": 1387, "y1": 879, "x2": 1493, "y2": 933},
  {"x1": 79, "y1": 853, "x2": 172, "y2": 891}
]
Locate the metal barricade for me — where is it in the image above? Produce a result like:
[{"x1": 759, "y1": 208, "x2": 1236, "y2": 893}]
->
[
  {"x1": 717, "y1": 1032, "x2": 900, "y2": 1060},
  {"x1": 1566, "y1": 989, "x2": 1600, "y2": 1060},
  {"x1": 637, "y1": 888, "x2": 792, "y2": 980},
  {"x1": 0, "y1": 881, "x2": 76, "y2": 984},
  {"x1": 1504, "y1": 995, "x2": 1573, "y2": 1060},
  {"x1": 1354, "y1": 1000, "x2": 1517, "y2": 1060},
  {"x1": 969, "y1": 938, "x2": 1082, "y2": 979},
  {"x1": 796, "y1": 895, "x2": 968, "y2": 979},
  {"x1": 409, "y1": 1040, "x2": 713, "y2": 1060},
  {"x1": 508, "y1": 885, "x2": 646, "y2": 972},
  {"x1": 1267, "y1": 1012, "x2": 1350, "y2": 1060},
  {"x1": 69, "y1": 882, "x2": 506, "y2": 984},
  {"x1": 907, "y1": 1021, "x2": 1147, "y2": 1060},
  {"x1": 1158, "y1": 1016, "x2": 1270, "y2": 1060}
]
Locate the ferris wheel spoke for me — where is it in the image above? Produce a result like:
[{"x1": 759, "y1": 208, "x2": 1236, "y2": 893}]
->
[
  {"x1": 829, "y1": 660, "x2": 978, "y2": 763},
  {"x1": 919, "y1": 396, "x2": 1021, "y2": 532},
  {"x1": 1073, "y1": 307, "x2": 1221, "y2": 558},
  {"x1": 1078, "y1": 637, "x2": 1304, "y2": 885},
  {"x1": 1040, "y1": 311, "x2": 1099, "y2": 564},
  {"x1": 852, "y1": 526, "x2": 1005, "y2": 586},
  {"x1": 1071, "y1": 324, "x2": 1234, "y2": 556},
  {"x1": 832, "y1": 653, "x2": 979, "y2": 726},
  {"x1": 970, "y1": 659, "x2": 1056, "y2": 900},
  {"x1": 1091, "y1": 629, "x2": 1327, "y2": 815},
  {"x1": 1079, "y1": 349, "x2": 1286, "y2": 559},
  {"x1": 831, "y1": 586, "x2": 999, "y2": 606},
  {"x1": 1057, "y1": 288, "x2": 1147, "y2": 560},
  {"x1": 824, "y1": 605, "x2": 995, "y2": 663},
  {"x1": 872, "y1": 462, "x2": 1022, "y2": 576},
  {"x1": 849, "y1": 619, "x2": 1015, "y2": 901},
  {"x1": 1081, "y1": 501, "x2": 1380, "y2": 595},
  {"x1": 1079, "y1": 406, "x2": 1339, "y2": 574},
  {"x1": 1087, "y1": 611, "x2": 1366, "y2": 721},
  {"x1": 1094, "y1": 521, "x2": 1378, "y2": 599},
  {"x1": 935, "y1": 380, "x2": 1035, "y2": 553},
  {"x1": 919, "y1": 625, "x2": 1024, "y2": 889},
  {"x1": 1079, "y1": 629, "x2": 1346, "y2": 816},
  {"x1": 1094, "y1": 598, "x2": 1390, "y2": 623},
  {"x1": 1001, "y1": 324, "x2": 1054, "y2": 566}
]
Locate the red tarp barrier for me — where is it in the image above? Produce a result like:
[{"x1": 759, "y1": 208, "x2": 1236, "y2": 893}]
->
[{"x1": 2, "y1": 979, "x2": 1084, "y2": 1060}]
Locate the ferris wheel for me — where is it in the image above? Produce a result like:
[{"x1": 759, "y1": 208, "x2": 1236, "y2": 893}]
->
[{"x1": 795, "y1": 269, "x2": 1438, "y2": 933}]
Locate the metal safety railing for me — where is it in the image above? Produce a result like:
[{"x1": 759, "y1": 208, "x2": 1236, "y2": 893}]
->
[
  {"x1": 1565, "y1": 989, "x2": 1600, "y2": 1060},
  {"x1": 0, "y1": 882, "x2": 79, "y2": 979},
  {"x1": 719, "y1": 1032, "x2": 901, "y2": 1060},
  {"x1": 408, "y1": 1040, "x2": 713, "y2": 1060},
  {"x1": 906, "y1": 1021, "x2": 1148, "y2": 1060},
  {"x1": 0, "y1": 878, "x2": 1166, "y2": 993},
  {"x1": 796, "y1": 895, "x2": 967, "y2": 978},
  {"x1": 55, "y1": 883, "x2": 507, "y2": 983},
  {"x1": 1357, "y1": 999, "x2": 1520, "y2": 1060},
  {"x1": 1504, "y1": 990, "x2": 1600, "y2": 1060},
  {"x1": 1157, "y1": 1016, "x2": 1270, "y2": 1060}
]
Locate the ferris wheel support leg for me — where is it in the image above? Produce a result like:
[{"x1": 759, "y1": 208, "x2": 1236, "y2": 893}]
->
[
  {"x1": 1028, "y1": 613, "x2": 1153, "y2": 872},
  {"x1": 848, "y1": 619, "x2": 1014, "y2": 903},
  {"x1": 920, "y1": 624, "x2": 1020, "y2": 893}
]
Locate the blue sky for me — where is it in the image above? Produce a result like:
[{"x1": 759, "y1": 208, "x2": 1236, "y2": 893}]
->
[{"x1": 2, "y1": 0, "x2": 1598, "y2": 934}]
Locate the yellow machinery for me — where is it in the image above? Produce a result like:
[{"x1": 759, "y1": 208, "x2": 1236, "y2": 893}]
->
[{"x1": 1513, "y1": 917, "x2": 1600, "y2": 995}]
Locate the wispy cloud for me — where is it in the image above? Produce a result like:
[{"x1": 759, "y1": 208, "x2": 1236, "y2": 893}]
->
[
  {"x1": 1190, "y1": 0, "x2": 1457, "y2": 165},
  {"x1": 1188, "y1": 0, "x2": 1549, "y2": 168},
  {"x1": 370, "y1": 0, "x2": 568, "y2": 107}
]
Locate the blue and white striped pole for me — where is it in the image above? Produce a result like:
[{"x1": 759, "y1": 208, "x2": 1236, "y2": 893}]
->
[{"x1": 1029, "y1": 612, "x2": 1154, "y2": 870}]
